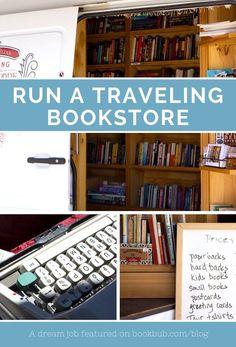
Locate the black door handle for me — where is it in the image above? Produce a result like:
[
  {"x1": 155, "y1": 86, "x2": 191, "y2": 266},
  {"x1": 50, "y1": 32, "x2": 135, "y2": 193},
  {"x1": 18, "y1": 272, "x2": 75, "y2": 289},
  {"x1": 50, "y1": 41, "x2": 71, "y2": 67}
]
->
[{"x1": 27, "y1": 157, "x2": 66, "y2": 165}]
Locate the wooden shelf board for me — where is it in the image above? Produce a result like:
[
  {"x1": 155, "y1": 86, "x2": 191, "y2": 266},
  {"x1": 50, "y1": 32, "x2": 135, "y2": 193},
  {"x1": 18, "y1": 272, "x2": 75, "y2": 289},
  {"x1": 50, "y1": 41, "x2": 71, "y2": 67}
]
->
[
  {"x1": 87, "y1": 163, "x2": 126, "y2": 170},
  {"x1": 128, "y1": 206, "x2": 172, "y2": 211},
  {"x1": 130, "y1": 59, "x2": 200, "y2": 70},
  {"x1": 87, "y1": 31, "x2": 125, "y2": 42},
  {"x1": 121, "y1": 264, "x2": 175, "y2": 273},
  {"x1": 87, "y1": 203, "x2": 127, "y2": 211},
  {"x1": 87, "y1": 63, "x2": 125, "y2": 70},
  {"x1": 201, "y1": 166, "x2": 236, "y2": 175},
  {"x1": 120, "y1": 298, "x2": 175, "y2": 320},
  {"x1": 131, "y1": 25, "x2": 199, "y2": 37},
  {"x1": 130, "y1": 165, "x2": 200, "y2": 173},
  {"x1": 200, "y1": 33, "x2": 236, "y2": 46}
]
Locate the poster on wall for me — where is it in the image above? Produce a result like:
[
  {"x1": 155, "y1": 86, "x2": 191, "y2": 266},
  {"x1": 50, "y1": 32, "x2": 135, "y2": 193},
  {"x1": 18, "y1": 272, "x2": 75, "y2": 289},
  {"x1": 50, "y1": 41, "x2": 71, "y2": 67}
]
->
[{"x1": 0, "y1": 6, "x2": 78, "y2": 78}]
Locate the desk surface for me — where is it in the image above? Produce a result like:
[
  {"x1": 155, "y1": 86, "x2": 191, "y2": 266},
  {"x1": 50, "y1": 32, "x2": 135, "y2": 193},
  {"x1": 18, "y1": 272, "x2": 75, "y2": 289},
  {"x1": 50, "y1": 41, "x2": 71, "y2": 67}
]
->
[{"x1": 120, "y1": 299, "x2": 175, "y2": 320}]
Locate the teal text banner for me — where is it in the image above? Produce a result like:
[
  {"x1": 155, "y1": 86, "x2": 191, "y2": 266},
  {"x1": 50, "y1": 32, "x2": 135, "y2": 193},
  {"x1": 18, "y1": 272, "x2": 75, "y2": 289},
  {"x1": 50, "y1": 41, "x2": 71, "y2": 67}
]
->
[
  {"x1": 0, "y1": 322, "x2": 235, "y2": 347},
  {"x1": 0, "y1": 78, "x2": 235, "y2": 131}
]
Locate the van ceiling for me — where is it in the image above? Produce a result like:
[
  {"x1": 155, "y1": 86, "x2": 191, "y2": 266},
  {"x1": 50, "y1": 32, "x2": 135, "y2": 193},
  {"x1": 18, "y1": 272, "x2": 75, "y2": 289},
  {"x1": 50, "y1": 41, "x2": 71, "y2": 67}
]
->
[
  {"x1": 0, "y1": 0, "x2": 107, "y2": 15},
  {"x1": 0, "y1": 0, "x2": 235, "y2": 16}
]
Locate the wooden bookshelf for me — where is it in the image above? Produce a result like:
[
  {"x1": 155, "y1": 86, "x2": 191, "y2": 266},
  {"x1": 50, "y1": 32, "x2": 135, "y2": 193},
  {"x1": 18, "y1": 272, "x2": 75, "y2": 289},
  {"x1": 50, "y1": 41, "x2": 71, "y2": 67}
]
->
[
  {"x1": 87, "y1": 63, "x2": 125, "y2": 70},
  {"x1": 86, "y1": 132, "x2": 201, "y2": 211},
  {"x1": 120, "y1": 214, "x2": 217, "y2": 302},
  {"x1": 86, "y1": 15, "x2": 200, "y2": 78},
  {"x1": 201, "y1": 134, "x2": 236, "y2": 211},
  {"x1": 72, "y1": 6, "x2": 236, "y2": 211},
  {"x1": 199, "y1": 6, "x2": 236, "y2": 210},
  {"x1": 120, "y1": 264, "x2": 176, "y2": 298},
  {"x1": 201, "y1": 166, "x2": 236, "y2": 175}
]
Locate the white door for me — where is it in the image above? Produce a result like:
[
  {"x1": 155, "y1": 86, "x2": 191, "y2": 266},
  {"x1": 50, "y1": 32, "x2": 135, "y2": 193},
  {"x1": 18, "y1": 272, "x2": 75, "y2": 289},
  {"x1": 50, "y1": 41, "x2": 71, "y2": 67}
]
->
[
  {"x1": 0, "y1": 7, "x2": 78, "y2": 211},
  {"x1": 0, "y1": 132, "x2": 71, "y2": 211}
]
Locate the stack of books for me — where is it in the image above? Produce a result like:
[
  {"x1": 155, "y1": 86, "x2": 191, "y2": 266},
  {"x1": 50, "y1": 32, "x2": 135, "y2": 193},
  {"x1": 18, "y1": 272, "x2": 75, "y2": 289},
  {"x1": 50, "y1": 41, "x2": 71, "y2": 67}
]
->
[{"x1": 88, "y1": 181, "x2": 126, "y2": 206}]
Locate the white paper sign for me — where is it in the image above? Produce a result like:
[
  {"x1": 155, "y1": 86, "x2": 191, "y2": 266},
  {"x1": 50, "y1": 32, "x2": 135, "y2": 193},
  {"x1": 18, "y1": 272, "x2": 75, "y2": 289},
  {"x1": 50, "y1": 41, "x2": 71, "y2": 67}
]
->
[{"x1": 181, "y1": 228, "x2": 236, "y2": 321}]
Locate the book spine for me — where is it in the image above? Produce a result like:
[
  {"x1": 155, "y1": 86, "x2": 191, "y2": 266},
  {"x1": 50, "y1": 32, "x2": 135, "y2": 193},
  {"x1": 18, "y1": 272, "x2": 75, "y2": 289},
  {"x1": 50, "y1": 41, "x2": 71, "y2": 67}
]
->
[
  {"x1": 141, "y1": 219, "x2": 147, "y2": 244},
  {"x1": 148, "y1": 215, "x2": 158, "y2": 264},
  {"x1": 164, "y1": 214, "x2": 175, "y2": 265},
  {"x1": 128, "y1": 216, "x2": 134, "y2": 244},
  {"x1": 122, "y1": 215, "x2": 128, "y2": 243},
  {"x1": 157, "y1": 222, "x2": 164, "y2": 264}
]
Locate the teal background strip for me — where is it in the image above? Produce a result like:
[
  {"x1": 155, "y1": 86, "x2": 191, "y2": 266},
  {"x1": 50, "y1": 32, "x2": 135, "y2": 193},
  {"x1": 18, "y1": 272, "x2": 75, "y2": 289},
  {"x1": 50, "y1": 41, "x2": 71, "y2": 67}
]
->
[
  {"x1": 0, "y1": 322, "x2": 235, "y2": 347},
  {"x1": 0, "y1": 78, "x2": 235, "y2": 131}
]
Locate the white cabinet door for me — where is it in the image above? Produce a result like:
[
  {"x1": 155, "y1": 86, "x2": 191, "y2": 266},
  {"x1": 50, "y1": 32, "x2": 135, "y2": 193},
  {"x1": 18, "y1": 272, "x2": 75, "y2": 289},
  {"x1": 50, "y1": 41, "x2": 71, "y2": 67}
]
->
[{"x1": 0, "y1": 132, "x2": 71, "y2": 211}]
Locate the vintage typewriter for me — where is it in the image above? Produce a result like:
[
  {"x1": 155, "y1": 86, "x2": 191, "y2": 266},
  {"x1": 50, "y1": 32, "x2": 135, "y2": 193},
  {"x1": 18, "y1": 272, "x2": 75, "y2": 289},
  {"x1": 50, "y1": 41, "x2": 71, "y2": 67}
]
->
[{"x1": 0, "y1": 214, "x2": 117, "y2": 320}]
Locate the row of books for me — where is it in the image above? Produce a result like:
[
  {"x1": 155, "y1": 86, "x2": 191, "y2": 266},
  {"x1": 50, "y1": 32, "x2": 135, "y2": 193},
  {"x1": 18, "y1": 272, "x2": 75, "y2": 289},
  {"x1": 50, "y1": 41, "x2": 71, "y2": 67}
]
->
[
  {"x1": 135, "y1": 141, "x2": 200, "y2": 168},
  {"x1": 87, "y1": 141, "x2": 126, "y2": 165},
  {"x1": 131, "y1": 34, "x2": 199, "y2": 63},
  {"x1": 139, "y1": 183, "x2": 200, "y2": 211},
  {"x1": 87, "y1": 17, "x2": 125, "y2": 34},
  {"x1": 86, "y1": 11, "x2": 199, "y2": 35},
  {"x1": 87, "y1": 70, "x2": 124, "y2": 77},
  {"x1": 87, "y1": 38, "x2": 125, "y2": 65},
  {"x1": 131, "y1": 11, "x2": 199, "y2": 30},
  {"x1": 136, "y1": 67, "x2": 199, "y2": 78},
  {"x1": 121, "y1": 214, "x2": 185, "y2": 265},
  {"x1": 88, "y1": 181, "x2": 126, "y2": 206}
]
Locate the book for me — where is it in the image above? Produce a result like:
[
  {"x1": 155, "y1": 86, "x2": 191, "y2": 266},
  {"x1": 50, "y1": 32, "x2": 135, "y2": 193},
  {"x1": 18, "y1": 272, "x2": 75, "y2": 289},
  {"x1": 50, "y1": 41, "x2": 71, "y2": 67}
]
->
[
  {"x1": 120, "y1": 214, "x2": 181, "y2": 265},
  {"x1": 131, "y1": 11, "x2": 199, "y2": 30},
  {"x1": 87, "y1": 141, "x2": 125, "y2": 165},
  {"x1": 122, "y1": 214, "x2": 128, "y2": 243},
  {"x1": 216, "y1": 133, "x2": 236, "y2": 146},
  {"x1": 135, "y1": 140, "x2": 200, "y2": 167},
  {"x1": 210, "y1": 203, "x2": 233, "y2": 211},
  {"x1": 87, "y1": 38, "x2": 126, "y2": 65},
  {"x1": 139, "y1": 183, "x2": 200, "y2": 210},
  {"x1": 164, "y1": 214, "x2": 175, "y2": 265},
  {"x1": 136, "y1": 214, "x2": 142, "y2": 244},
  {"x1": 205, "y1": 144, "x2": 230, "y2": 168},
  {"x1": 207, "y1": 68, "x2": 236, "y2": 78},
  {"x1": 120, "y1": 243, "x2": 152, "y2": 265},
  {"x1": 132, "y1": 33, "x2": 199, "y2": 63},
  {"x1": 199, "y1": 20, "x2": 236, "y2": 37},
  {"x1": 141, "y1": 219, "x2": 147, "y2": 244},
  {"x1": 148, "y1": 215, "x2": 159, "y2": 264}
]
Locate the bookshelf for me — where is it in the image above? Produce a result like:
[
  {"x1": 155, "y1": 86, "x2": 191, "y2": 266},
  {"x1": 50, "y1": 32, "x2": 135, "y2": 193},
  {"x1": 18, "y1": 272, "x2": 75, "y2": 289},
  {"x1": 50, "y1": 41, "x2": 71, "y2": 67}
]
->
[
  {"x1": 86, "y1": 12, "x2": 200, "y2": 78},
  {"x1": 86, "y1": 133, "x2": 201, "y2": 211},
  {"x1": 201, "y1": 134, "x2": 236, "y2": 211},
  {"x1": 72, "y1": 6, "x2": 236, "y2": 211},
  {"x1": 120, "y1": 214, "x2": 217, "y2": 302},
  {"x1": 199, "y1": 6, "x2": 236, "y2": 210}
]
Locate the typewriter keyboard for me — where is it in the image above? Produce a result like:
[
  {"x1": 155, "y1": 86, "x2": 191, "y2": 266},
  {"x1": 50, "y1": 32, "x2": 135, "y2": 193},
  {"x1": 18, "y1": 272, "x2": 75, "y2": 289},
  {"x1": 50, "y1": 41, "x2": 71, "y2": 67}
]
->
[{"x1": 16, "y1": 215, "x2": 117, "y2": 314}]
